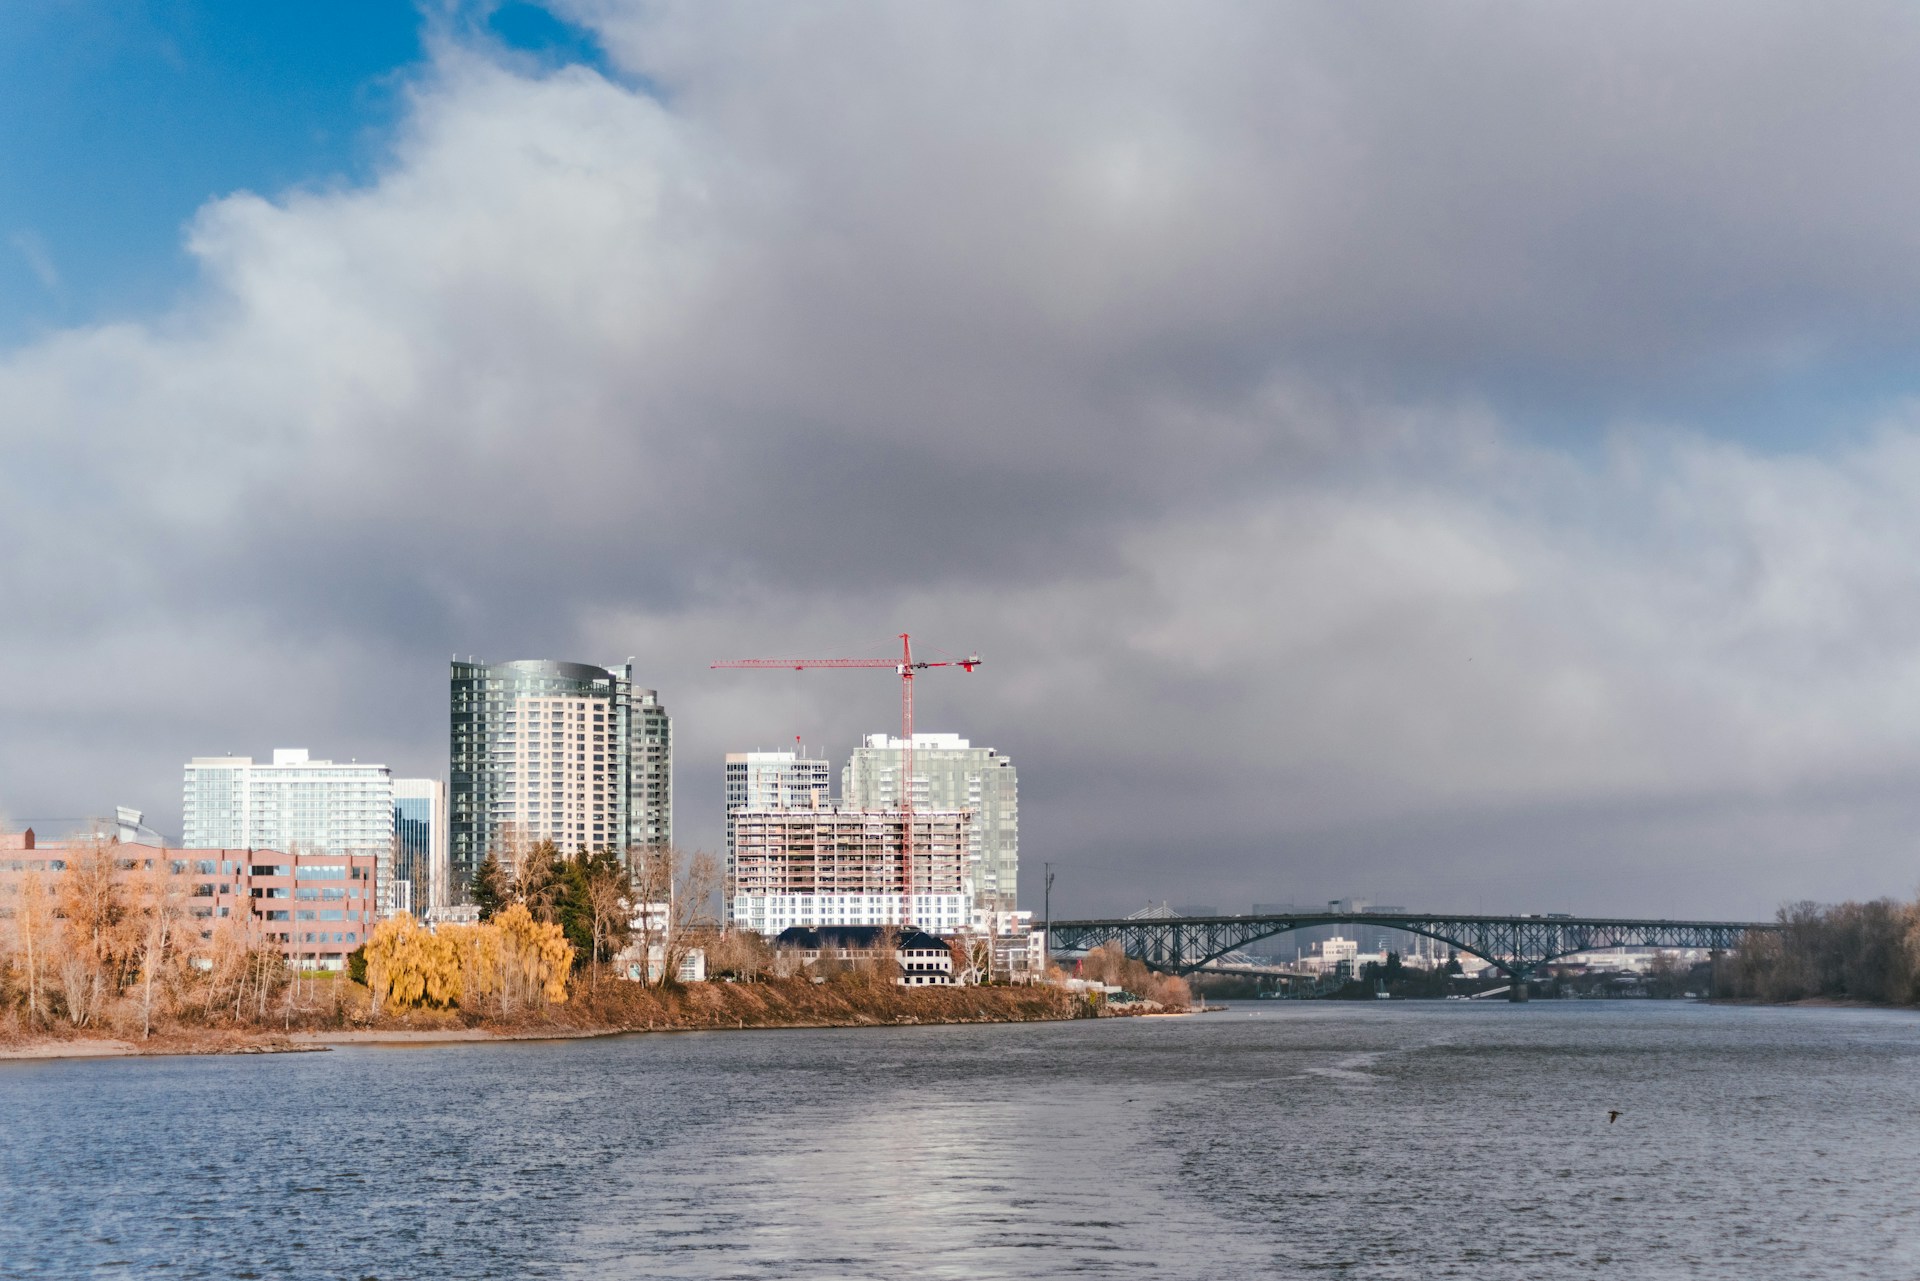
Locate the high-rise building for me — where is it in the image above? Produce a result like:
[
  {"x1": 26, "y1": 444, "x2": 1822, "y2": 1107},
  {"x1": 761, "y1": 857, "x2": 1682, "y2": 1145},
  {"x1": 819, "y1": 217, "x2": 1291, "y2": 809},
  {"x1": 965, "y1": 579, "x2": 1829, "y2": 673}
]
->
[
  {"x1": 182, "y1": 750, "x2": 395, "y2": 906},
  {"x1": 391, "y1": 778, "x2": 447, "y2": 920},
  {"x1": 843, "y1": 733, "x2": 1018, "y2": 916},
  {"x1": 729, "y1": 804, "x2": 971, "y2": 935},
  {"x1": 448, "y1": 659, "x2": 672, "y2": 900},
  {"x1": 724, "y1": 751, "x2": 830, "y2": 899}
]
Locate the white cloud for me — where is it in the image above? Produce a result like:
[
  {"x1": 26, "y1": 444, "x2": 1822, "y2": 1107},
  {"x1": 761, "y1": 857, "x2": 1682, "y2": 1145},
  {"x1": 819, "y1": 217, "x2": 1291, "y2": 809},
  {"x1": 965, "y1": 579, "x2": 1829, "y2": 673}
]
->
[
  {"x1": 6, "y1": 3, "x2": 1920, "y2": 916},
  {"x1": 9, "y1": 231, "x2": 60, "y2": 294}
]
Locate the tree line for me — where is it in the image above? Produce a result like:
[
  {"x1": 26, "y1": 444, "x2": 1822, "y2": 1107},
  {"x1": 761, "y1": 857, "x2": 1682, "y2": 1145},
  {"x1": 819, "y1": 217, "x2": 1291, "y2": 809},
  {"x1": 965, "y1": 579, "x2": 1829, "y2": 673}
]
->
[
  {"x1": 1720, "y1": 899, "x2": 1920, "y2": 1005},
  {"x1": 1073, "y1": 944, "x2": 1193, "y2": 1008},
  {"x1": 3, "y1": 832, "x2": 1061, "y2": 1040},
  {"x1": 466, "y1": 840, "x2": 719, "y2": 987}
]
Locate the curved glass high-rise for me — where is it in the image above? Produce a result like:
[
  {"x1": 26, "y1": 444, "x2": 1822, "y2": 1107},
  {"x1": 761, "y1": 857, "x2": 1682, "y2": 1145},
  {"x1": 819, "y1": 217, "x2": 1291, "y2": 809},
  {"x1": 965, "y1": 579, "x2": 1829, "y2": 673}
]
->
[{"x1": 449, "y1": 659, "x2": 671, "y2": 899}]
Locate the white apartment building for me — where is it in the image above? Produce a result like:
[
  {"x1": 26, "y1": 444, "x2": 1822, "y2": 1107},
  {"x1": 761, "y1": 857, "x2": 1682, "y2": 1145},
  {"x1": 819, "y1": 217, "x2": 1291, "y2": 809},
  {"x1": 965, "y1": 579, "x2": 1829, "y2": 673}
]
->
[
  {"x1": 730, "y1": 803, "x2": 972, "y2": 936},
  {"x1": 843, "y1": 733, "x2": 1018, "y2": 918},
  {"x1": 1300, "y1": 936, "x2": 1361, "y2": 974},
  {"x1": 182, "y1": 749, "x2": 396, "y2": 908}
]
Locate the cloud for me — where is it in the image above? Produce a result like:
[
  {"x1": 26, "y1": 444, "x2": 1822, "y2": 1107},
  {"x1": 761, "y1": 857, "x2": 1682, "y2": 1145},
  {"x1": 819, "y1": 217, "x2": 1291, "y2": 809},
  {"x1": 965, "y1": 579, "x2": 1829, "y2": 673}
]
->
[
  {"x1": 6, "y1": 3, "x2": 1920, "y2": 917},
  {"x1": 9, "y1": 231, "x2": 60, "y2": 294}
]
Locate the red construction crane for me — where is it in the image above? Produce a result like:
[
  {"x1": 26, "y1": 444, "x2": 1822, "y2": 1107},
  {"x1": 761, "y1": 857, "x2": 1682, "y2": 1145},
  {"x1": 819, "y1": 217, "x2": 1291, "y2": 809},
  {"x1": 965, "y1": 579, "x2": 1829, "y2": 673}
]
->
[{"x1": 711, "y1": 634, "x2": 981, "y2": 924}]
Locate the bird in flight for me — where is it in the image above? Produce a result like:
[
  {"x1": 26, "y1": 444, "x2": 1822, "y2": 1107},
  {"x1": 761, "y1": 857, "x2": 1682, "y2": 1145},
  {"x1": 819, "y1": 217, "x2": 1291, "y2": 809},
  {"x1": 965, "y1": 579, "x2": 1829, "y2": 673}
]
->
[{"x1": 1607, "y1": 1110, "x2": 1623, "y2": 1124}]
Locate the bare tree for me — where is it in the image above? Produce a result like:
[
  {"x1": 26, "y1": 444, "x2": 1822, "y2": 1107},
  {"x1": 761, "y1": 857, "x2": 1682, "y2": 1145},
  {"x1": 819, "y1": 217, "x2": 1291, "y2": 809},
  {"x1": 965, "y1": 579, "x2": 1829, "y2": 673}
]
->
[
  {"x1": 55, "y1": 839, "x2": 131, "y2": 1025},
  {"x1": 665, "y1": 851, "x2": 721, "y2": 984},
  {"x1": 871, "y1": 925, "x2": 902, "y2": 988},
  {"x1": 628, "y1": 844, "x2": 673, "y2": 983},
  {"x1": 706, "y1": 929, "x2": 771, "y2": 982},
  {"x1": 582, "y1": 851, "x2": 631, "y2": 992},
  {"x1": 10, "y1": 869, "x2": 54, "y2": 1026},
  {"x1": 131, "y1": 856, "x2": 192, "y2": 1038},
  {"x1": 950, "y1": 933, "x2": 992, "y2": 987}
]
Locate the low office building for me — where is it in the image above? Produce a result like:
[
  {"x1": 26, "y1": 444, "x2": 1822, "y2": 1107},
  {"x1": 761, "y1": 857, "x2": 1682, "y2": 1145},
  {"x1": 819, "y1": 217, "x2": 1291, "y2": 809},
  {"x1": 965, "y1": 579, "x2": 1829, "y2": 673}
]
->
[
  {"x1": 1, "y1": 828, "x2": 378, "y2": 970},
  {"x1": 774, "y1": 925, "x2": 956, "y2": 986},
  {"x1": 730, "y1": 804, "x2": 972, "y2": 936}
]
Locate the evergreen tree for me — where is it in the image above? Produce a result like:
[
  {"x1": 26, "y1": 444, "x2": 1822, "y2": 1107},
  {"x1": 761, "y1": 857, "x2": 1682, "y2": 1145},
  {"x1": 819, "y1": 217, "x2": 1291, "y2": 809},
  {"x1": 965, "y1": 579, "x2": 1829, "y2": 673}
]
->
[{"x1": 472, "y1": 851, "x2": 509, "y2": 921}]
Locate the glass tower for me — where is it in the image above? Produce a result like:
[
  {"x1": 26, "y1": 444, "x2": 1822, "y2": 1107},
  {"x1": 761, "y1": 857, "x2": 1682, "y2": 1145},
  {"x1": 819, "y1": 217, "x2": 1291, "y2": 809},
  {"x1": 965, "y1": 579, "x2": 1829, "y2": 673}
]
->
[
  {"x1": 449, "y1": 659, "x2": 672, "y2": 900},
  {"x1": 391, "y1": 777, "x2": 447, "y2": 920},
  {"x1": 843, "y1": 733, "x2": 1018, "y2": 916}
]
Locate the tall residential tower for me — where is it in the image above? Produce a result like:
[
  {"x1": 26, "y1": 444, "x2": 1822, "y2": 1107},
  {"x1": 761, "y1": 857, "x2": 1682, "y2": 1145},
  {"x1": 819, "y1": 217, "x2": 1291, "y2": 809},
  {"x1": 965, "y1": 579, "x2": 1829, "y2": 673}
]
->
[
  {"x1": 449, "y1": 659, "x2": 672, "y2": 900},
  {"x1": 843, "y1": 733, "x2": 1018, "y2": 917}
]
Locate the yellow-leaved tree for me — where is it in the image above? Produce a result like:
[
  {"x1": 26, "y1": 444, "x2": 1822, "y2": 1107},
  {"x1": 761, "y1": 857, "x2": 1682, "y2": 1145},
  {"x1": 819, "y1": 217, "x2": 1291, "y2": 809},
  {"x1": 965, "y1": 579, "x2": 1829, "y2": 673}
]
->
[
  {"x1": 444, "y1": 923, "x2": 503, "y2": 1008},
  {"x1": 364, "y1": 914, "x2": 461, "y2": 1014},
  {"x1": 496, "y1": 902, "x2": 572, "y2": 1009},
  {"x1": 360, "y1": 909, "x2": 569, "y2": 1016}
]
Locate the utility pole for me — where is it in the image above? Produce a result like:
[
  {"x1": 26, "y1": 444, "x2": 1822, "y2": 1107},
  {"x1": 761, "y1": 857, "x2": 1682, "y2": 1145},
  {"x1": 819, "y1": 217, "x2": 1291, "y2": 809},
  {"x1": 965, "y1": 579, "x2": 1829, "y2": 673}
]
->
[{"x1": 1042, "y1": 861, "x2": 1056, "y2": 980}]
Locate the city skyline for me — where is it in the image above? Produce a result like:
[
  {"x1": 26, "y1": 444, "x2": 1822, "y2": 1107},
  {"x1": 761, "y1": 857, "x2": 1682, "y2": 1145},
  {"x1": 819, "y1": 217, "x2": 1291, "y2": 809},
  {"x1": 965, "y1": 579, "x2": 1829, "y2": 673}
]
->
[{"x1": 12, "y1": 5, "x2": 1920, "y2": 920}]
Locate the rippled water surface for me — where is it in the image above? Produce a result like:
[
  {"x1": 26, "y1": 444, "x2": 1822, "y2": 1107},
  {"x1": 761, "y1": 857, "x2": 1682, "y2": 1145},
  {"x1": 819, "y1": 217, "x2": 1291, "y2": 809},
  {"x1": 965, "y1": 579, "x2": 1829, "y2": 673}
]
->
[{"x1": 4, "y1": 1001, "x2": 1919, "y2": 1278}]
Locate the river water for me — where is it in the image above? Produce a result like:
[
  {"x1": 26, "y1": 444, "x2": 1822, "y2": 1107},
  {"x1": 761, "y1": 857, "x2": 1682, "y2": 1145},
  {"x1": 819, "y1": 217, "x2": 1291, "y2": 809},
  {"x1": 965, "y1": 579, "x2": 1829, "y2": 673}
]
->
[{"x1": 3, "y1": 1001, "x2": 1918, "y2": 1279}]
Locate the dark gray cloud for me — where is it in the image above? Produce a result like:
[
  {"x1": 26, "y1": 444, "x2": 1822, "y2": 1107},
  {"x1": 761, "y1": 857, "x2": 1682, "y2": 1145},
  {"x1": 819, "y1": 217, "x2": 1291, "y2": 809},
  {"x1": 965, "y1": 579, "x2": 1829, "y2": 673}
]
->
[{"x1": 7, "y1": 3, "x2": 1920, "y2": 919}]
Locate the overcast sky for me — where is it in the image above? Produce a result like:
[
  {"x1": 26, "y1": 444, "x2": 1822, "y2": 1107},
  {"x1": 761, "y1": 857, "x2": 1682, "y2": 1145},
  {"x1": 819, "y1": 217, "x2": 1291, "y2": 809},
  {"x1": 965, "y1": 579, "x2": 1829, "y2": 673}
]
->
[{"x1": 8, "y1": 1, "x2": 1920, "y2": 918}]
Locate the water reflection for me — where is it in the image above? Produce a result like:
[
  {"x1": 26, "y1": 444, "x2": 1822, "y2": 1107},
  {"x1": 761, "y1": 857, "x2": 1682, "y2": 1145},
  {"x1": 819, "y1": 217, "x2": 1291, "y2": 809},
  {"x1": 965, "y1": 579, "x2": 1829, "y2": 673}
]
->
[{"x1": 4, "y1": 1003, "x2": 1920, "y2": 1279}]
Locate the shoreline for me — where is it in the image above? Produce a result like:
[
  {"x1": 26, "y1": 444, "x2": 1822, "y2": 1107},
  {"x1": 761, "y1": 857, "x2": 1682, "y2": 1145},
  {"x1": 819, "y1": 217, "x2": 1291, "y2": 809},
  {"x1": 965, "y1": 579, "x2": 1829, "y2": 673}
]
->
[
  {"x1": 1, "y1": 985, "x2": 1104, "y2": 1061},
  {"x1": 0, "y1": 1016, "x2": 1070, "y2": 1062}
]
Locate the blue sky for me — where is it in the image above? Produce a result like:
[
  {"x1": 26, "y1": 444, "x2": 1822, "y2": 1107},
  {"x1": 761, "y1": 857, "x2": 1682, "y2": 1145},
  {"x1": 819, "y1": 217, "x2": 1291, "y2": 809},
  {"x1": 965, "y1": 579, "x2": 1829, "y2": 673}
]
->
[{"x1": 0, "y1": 1, "x2": 606, "y2": 344}]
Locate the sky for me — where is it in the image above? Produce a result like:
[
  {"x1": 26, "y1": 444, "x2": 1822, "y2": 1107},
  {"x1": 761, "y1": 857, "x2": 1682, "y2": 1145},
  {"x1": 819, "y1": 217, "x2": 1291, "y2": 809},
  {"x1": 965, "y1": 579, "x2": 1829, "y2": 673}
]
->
[{"x1": 7, "y1": 1, "x2": 1920, "y2": 919}]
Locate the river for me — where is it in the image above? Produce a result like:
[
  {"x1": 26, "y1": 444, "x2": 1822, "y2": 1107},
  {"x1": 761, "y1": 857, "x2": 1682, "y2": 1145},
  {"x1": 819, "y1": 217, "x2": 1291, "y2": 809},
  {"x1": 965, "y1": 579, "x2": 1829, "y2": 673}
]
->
[{"x1": 3, "y1": 1001, "x2": 1917, "y2": 1278}]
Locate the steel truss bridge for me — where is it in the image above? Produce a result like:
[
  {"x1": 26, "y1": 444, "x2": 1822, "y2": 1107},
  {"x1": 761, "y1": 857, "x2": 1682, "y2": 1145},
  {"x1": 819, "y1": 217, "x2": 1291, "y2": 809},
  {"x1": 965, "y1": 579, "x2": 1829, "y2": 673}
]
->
[{"x1": 1045, "y1": 911, "x2": 1773, "y2": 998}]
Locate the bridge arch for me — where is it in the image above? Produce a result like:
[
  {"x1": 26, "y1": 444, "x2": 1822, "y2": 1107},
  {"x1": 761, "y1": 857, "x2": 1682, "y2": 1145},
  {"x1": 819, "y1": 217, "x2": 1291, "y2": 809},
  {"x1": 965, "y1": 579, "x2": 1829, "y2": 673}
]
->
[
  {"x1": 1044, "y1": 911, "x2": 1768, "y2": 982},
  {"x1": 1184, "y1": 918, "x2": 1515, "y2": 977}
]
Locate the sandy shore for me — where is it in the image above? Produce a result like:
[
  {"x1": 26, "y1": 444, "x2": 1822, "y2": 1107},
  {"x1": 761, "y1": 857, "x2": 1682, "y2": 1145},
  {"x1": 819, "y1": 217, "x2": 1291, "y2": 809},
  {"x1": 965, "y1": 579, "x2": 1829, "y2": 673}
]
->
[
  {"x1": 0, "y1": 1028, "x2": 610, "y2": 1061},
  {"x1": 0, "y1": 1039, "x2": 139, "y2": 1060},
  {"x1": 289, "y1": 1027, "x2": 617, "y2": 1047}
]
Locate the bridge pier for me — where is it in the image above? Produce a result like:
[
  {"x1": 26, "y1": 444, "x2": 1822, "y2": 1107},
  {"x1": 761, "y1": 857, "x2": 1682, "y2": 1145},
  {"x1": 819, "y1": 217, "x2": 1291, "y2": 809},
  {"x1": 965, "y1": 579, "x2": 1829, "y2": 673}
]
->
[{"x1": 1507, "y1": 972, "x2": 1530, "y2": 1002}]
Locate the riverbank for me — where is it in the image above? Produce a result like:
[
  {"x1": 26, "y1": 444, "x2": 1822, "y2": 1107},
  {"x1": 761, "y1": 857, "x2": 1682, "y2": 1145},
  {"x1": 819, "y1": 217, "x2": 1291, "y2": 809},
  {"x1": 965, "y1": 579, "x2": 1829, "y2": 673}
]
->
[{"x1": 0, "y1": 979, "x2": 1091, "y2": 1060}]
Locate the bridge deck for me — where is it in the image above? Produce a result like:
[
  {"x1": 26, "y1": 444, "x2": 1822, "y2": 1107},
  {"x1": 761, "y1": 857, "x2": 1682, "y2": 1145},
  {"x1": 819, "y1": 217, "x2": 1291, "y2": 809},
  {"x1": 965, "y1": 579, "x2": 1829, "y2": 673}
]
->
[{"x1": 1043, "y1": 911, "x2": 1774, "y2": 978}]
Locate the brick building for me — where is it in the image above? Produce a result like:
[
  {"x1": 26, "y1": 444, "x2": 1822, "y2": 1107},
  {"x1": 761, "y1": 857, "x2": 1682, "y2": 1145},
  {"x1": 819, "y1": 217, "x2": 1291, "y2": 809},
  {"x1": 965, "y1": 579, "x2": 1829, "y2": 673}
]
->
[{"x1": 0, "y1": 829, "x2": 378, "y2": 970}]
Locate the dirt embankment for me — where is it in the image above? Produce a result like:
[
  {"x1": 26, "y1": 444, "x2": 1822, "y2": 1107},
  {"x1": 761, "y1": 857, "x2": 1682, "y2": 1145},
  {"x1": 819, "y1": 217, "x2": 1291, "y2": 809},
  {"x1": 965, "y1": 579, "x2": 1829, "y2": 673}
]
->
[{"x1": 1, "y1": 980, "x2": 1091, "y2": 1060}]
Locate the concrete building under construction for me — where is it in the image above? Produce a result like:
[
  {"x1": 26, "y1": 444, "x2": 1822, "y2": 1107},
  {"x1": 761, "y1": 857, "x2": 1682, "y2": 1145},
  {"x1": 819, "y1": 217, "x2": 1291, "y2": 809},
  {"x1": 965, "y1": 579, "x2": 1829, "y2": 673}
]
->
[{"x1": 728, "y1": 803, "x2": 971, "y2": 937}]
